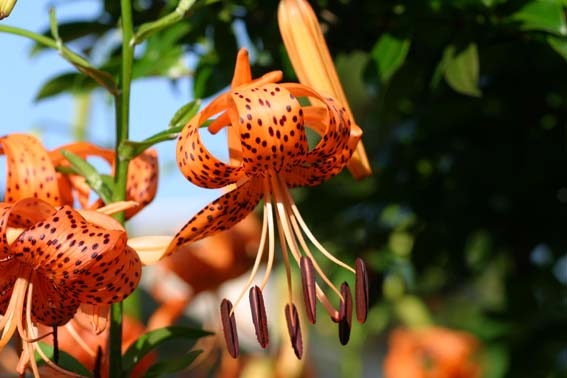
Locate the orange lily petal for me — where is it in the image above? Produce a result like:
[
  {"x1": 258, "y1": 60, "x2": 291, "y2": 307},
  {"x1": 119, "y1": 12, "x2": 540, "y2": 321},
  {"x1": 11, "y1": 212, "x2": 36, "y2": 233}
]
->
[
  {"x1": 0, "y1": 261, "x2": 19, "y2": 314},
  {"x1": 277, "y1": 0, "x2": 371, "y2": 179},
  {"x1": 0, "y1": 199, "x2": 56, "y2": 259},
  {"x1": 125, "y1": 149, "x2": 159, "y2": 219},
  {"x1": 50, "y1": 142, "x2": 159, "y2": 218},
  {"x1": 164, "y1": 177, "x2": 263, "y2": 258},
  {"x1": 177, "y1": 103, "x2": 245, "y2": 189},
  {"x1": 49, "y1": 142, "x2": 114, "y2": 167},
  {"x1": 228, "y1": 83, "x2": 308, "y2": 174},
  {"x1": 10, "y1": 205, "x2": 141, "y2": 306},
  {"x1": 31, "y1": 272, "x2": 80, "y2": 325},
  {"x1": 0, "y1": 134, "x2": 62, "y2": 205}
]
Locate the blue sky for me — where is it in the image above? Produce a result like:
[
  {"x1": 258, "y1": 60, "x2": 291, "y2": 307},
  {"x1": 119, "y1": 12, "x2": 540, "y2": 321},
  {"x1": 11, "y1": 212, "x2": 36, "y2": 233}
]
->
[{"x1": 1, "y1": 0, "x2": 226, "y2": 235}]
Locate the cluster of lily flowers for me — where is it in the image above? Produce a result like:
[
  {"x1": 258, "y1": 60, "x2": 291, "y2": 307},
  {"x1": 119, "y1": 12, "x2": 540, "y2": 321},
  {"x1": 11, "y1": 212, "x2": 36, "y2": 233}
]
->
[{"x1": 0, "y1": 0, "x2": 374, "y2": 375}]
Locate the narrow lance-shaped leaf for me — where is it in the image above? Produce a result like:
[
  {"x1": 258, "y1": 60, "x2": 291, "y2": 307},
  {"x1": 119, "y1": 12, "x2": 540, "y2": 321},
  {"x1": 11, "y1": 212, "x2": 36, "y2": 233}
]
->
[
  {"x1": 35, "y1": 342, "x2": 93, "y2": 377},
  {"x1": 133, "y1": 0, "x2": 197, "y2": 45},
  {"x1": 58, "y1": 149, "x2": 114, "y2": 204},
  {"x1": 444, "y1": 43, "x2": 482, "y2": 98},
  {"x1": 48, "y1": 8, "x2": 118, "y2": 95},
  {"x1": 119, "y1": 100, "x2": 201, "y2": 160},
  {"x1": 122, "y1": 326, "x2": 211, "y2": 375},
  {"x1": 371, "y1": 33, "x2": 411, "y2": 84},
  {"x1": 143, "y1": 350, "x2": 203, "y2": 377}
]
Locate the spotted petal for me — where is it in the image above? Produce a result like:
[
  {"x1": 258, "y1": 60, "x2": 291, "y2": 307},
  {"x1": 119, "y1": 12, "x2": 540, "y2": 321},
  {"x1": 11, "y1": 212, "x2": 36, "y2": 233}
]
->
[
  {"x1": 0, "y1": 134, "x2": 62, "y2": 205},
  {"x1": 31, "y1": 272, "x2": 80, "y2": 326},
  {"x1": 10, "y1": 205, "x2": 141, "y2": 305},
  {"x1": 176, "y1": 99, "x2": 245, "y2": 189},
  {"x1": 0, "y1": 260, "x2": 19, "y2": 314},
  {"x1": 229, "y1": 83, "x2": 309, "y2": 175},
  {"x1": 125, "y1": 149, "x2": 159, "y2": 218},
  {"x1": 0, "y1": 198, "x2": 57, "y2": 260},
  {"x1": 164, "y1": 177, "x2": 263, "y2": 258}
]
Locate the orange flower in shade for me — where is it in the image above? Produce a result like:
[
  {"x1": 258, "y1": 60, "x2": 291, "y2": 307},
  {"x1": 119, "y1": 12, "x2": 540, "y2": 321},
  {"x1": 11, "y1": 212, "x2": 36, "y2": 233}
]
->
[
  {"x1": 278, "y1": 0, "x2": 372, "y2": 180},
  {"x1": 164, "y1": 48, "x2": 370, "y2": 359},
  {"x1": 0, "y1": 133, "x2": 159, "y2": 218},
  {"x1": 384, "y1": 327, "x2": 481, "y2": 378},
  {"x1": 38, "y1": 314, "x2": 155, "y2": 378},
  {"x1": 0, "y1": 198, "x2": 141, "y2": 377}
]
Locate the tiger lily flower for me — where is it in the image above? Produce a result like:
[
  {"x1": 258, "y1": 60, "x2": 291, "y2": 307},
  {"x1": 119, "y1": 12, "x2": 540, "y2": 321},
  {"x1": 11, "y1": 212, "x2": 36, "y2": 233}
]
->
[
  {"x1": 0, "y1": 133, "x2": 159, "y2": 219},
  {"x1": 278, "y1": 0, "x2": 372, "y2": 180},
  {"x1": 0, "y1": 198, "x2": 141, "y2": 377},
  {"x1": 165, "y1": 48, "x2": 369, "y2": 359}
]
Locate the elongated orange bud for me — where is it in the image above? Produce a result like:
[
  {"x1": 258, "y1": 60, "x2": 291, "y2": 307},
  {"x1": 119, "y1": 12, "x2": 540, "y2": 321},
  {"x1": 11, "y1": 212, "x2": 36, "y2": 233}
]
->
[{"x1": 278, "y1": 0, "x2": 372, "y2": 179}]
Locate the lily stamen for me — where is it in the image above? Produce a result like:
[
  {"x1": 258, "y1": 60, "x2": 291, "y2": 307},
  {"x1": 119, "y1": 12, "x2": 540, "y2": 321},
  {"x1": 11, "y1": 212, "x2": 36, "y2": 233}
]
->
[{"x1": 64, "y1": 321, "x2": 97, "y2": 358}]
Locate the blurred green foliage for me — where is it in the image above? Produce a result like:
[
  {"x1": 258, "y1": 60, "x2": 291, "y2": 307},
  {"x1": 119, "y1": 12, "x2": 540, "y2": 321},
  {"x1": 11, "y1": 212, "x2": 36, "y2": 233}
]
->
[{"x1": 11, "y1": 0, "x2": 567, "y2": 376}]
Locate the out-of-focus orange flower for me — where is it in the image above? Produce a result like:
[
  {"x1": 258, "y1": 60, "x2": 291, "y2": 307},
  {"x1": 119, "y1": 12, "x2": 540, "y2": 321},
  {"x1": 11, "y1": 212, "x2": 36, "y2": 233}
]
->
[
  {"x1": 0, "y1": 133, "x2": 159, "y2": 218},
  {"x1": 384, "y1": 327, "x2": 481, "y2": 378},
  {"x1": 147, "y1": 213, "x2": 261, "y2": 330},
  {"x1": 0, "y1": 198, "x2": 141, "y2": 377},
  {"x1": 278, "y1": 0, "x2": 372, "y2": 180}
]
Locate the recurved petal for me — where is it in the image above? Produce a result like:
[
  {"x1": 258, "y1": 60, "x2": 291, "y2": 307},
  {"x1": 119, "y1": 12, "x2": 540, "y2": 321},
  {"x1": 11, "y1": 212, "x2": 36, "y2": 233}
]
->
[
  {"x1": 229, "y1": 83, "x2": 308, "y2": 174},
  {"x1": 0, "y1": 198, "x2": 56, "y2": 259},
  {"x1": 0, "y1": 134, "x2": 62, "y2": 205},
  {"x1": 50, "y1": 142, "x2": 115, "y2": 209},
  {"x1": 125, "y1": 149, "x2": 159, "y2": 219},
  {"x1": 49, "y1": 142, "x2": 114, "y2": 166},
  {"x1": 31, "y1": 272, "x2": 80, "y2": 326},
  {"x1": 164, "y1": 177, "x2": 263, "y2": 258},
  {"x1": 176, "y1": 101, "x2": 245, "y2": 189},
  {"x1": 11, "y1": 205, "x2": 141, "y2": 305}
]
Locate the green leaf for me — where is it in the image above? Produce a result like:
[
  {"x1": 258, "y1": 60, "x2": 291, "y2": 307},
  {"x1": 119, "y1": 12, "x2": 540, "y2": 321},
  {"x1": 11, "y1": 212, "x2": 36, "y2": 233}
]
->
[
  {"x1": 510, "y1": 0, "x2": 567, "y2": 36},
  {"x1": 35, "y1": 342, "x2": 93, "y2": 377},
  {"x1": 122, "y1": 326, "x2": 211, "y2": 376},
  {"x1": 143, "y1": 350, "x2": 202, "y2": 377},
  {"x1": 119, "y1": 100, "x2": 201, "y2": 160},
  {"x1": 133, "y1": 0, "x2": 197, "y2": 45},
  {"x1": 35, "y1": 72, "x2": 97, "y2": 101},
  {"x1": 169, "y1": 99, "x2": 201, "y2": 129},
  {"x1": 58, "y1": 150, "x2": 114, "y2": 204},
  {"x1": 430, "y1": 45, "x2": 456, "y2": 90},
  {"x1": 370, "y1": 33, "x2": 411, "y2": 84},
  {"x1": 547, "y1": 35, "x2": 567, "y2": 62},
  {"x1": 133, "y1": 23, "x2": 191, "y2": 80},
  {"x1": 46, "y1": 8, "x2": 118, "y2": 95},
  {"x1": 444, "y1": 43, "x2": 482, "y2": 97}
]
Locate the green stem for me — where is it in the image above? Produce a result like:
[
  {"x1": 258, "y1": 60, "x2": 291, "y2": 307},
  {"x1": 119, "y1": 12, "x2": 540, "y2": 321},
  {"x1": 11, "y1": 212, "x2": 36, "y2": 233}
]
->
[
  {"x1": 109, "y1": 0, "x2": 135, "y2": 376},
  {"x1": 0, "y1": 24, "x2": 91, "y2": 67}
]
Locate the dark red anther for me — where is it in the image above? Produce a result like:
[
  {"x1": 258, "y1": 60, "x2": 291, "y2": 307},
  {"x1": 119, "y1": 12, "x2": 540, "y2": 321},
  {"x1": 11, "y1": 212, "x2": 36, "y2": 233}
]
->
[
  {"x1": 285, "y1": 303, "x2": 303, "y2": 359},
  {"x1": 338, "y1": 282, "x2": 353, "y2": 345},
  {"x1": 249, "y1": 285, "x2": 269, "y2": 348},
  {"x1": 355, "y1": 257, "x2": 369, "y2": 323},
  {"x1": 220, "y1": 299, "x2": 239, "y2": 358},
  {"x1": 300, "y1": 256, "x2": 317, "y2": 324}
]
